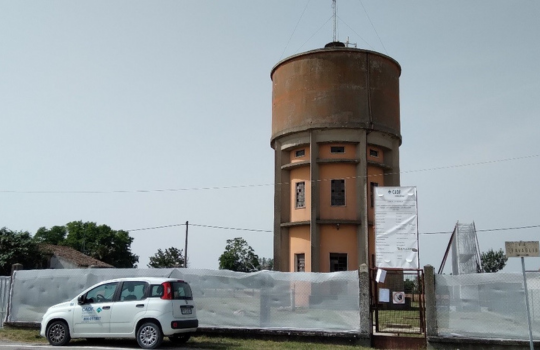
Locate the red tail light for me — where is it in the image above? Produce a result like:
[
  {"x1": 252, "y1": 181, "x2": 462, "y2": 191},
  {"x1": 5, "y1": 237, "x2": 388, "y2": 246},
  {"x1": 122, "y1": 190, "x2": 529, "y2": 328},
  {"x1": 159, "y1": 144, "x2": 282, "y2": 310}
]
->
[{"x1": 160, "y1": 282, "x2": 172, "y2": 300}]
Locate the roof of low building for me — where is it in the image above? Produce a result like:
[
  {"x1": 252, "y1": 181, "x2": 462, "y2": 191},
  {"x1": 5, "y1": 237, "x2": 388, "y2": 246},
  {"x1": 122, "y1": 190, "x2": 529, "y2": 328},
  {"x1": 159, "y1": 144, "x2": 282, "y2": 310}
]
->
[{"x1": 41, "y1": 244, "x2": 114, "y2": 268}]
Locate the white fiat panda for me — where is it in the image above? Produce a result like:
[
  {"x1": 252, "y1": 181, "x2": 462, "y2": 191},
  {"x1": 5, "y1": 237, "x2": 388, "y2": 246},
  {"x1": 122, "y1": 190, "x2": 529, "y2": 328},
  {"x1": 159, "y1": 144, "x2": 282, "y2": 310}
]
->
[{"x1": 40, "y1": 277, "x2": 198, "y2": 349}]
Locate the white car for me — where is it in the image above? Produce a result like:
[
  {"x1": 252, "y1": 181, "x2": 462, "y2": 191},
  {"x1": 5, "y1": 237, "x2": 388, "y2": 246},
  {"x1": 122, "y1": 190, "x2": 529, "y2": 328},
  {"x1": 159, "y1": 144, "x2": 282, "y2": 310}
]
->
[{"x1": 40, "y1": 277, "x2": 198, "y2": 349}]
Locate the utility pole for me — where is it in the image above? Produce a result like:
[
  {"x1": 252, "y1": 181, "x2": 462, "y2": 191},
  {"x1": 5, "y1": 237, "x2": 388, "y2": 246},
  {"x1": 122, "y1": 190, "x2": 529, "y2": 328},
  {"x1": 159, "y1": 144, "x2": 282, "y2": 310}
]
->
[
  {"x1": 332, "y1": 0, "x2": 337, "y2": 42},
  {"x1": 184, "y1": 221, "x2": 189, "y2": 268}
]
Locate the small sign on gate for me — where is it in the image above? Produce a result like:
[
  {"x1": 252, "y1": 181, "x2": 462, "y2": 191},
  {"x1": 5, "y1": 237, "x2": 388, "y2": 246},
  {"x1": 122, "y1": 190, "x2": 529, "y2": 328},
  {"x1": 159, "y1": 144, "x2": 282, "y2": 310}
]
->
[{"x1": 392, "y1": 291, "x2": 405, "y2": 304}]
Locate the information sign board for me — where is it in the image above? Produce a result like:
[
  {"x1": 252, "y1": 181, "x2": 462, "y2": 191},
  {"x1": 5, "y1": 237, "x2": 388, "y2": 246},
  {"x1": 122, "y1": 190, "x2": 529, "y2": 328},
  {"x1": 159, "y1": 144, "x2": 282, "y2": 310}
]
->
[
  {"x1": 375, "y1": 186, "x2": 419, "y2": 268},
  {"x1": 505, "y1": 241, "x2": 539, "y2": 258}
]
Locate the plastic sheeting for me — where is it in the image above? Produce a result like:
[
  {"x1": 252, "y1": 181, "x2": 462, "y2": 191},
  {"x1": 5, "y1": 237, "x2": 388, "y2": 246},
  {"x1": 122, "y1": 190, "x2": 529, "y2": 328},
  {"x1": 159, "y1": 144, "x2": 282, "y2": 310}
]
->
[
  {"x1": 0, "y1": 276, "x2": 10, "y2": 328},
  {"x1": 451, "y1": 222, "x2": 482, "y2": 275},
  {"x1": 9, "y1": 268, "x2": 360, "y2": 332},
  {"x1": 435, "y1": 272, "x2": 540, "y2": 340}
]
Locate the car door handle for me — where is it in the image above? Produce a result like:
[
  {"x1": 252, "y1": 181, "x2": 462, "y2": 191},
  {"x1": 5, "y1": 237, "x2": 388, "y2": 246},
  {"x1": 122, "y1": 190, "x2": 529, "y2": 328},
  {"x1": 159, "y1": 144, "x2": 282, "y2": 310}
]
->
[
  {"x1": 102, "y1": 306, "x2": 111, "y2": 310},
  {"x1": 136, "y1": 304, "x2": 145, "y2": 308}
]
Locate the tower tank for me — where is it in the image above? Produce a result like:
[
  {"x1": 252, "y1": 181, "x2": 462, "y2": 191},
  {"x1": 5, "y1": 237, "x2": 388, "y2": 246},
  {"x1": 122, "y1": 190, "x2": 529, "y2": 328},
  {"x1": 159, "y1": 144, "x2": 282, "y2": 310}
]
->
[{"x1": 271, "y1": 44, "x2": 401, "y2": 145}]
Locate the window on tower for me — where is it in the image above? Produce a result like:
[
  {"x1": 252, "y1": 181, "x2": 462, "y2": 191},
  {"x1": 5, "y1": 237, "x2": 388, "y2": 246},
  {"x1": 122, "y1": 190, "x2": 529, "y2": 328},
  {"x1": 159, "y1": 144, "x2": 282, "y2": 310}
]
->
[
  {"x1": 330, "y1": 146, "x2": 345, "y2": 154},
  {"x1": 369, "y1": 149, "x2": 379, "y2": 157},
  {"x1": 295, "y1": 149, "x2": 305, "y2": 157},
  {"x1": 330, "y1": 253, "x2": 347, "y2": 272},
  {"x1": 295, "y1": 182, "x2": 305, "y2": 208},
  {"x1": 331, "y1": 179, "x2": 345, "y2": 206},
  {"x1": 295, "y1": 254, "x2": 305, "y2": 272},
  {"x1": 370, "y1": 182, "x2": 379, "y2": 207}
]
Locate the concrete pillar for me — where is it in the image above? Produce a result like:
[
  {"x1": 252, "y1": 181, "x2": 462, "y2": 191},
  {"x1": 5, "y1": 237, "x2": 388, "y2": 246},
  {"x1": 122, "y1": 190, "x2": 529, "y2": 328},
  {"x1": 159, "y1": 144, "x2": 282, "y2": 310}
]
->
[
  {"x1": 273, "y1": 140, "x2": 290, "y2": 272},
  {"x1": 358, "y1": 263, "x2": 371, "y2": 335},
  {"x1": 11, "y1": 263, "x2": 23, "y2": 276},
  {"x1": 309, "y1": 131, "x2": 320, "y2": 272},
  {"x1": 356, "y1": 131, "x2": 369, "y2": 266},
  {"x1": 384, "y1": 138, "x2": 401, "y2": 186},
  {"x1": 424, "y1": 265, "x2": 438, "y2": 337}
]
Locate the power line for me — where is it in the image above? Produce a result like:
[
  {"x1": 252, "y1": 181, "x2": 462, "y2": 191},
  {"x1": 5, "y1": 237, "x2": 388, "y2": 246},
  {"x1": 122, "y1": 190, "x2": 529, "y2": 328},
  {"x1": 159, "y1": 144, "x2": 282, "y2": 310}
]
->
[
  {"x1": 191, "y1": 223, "x2": 272, "y2": 233},
  {"x1": 128, "y1": 223, "x2": 271, "y2": 233},
  {"x1": 279, "y1": 0, "x2": 311, "y2": 60},
  {"x1": 1, "y1": 154, "x2": 538, "y2": 194},
  {"x1": 337, "y1": 15, "x2": 374, "y2": 50},
  {"x1": 421, "y1": 224, "x2": 540, "y2": 235},
  {"x1": 296, "y1": 15, "x2": 333, "y2": 52},
  {"x1": 358, "y1": 0, "x2": 387, "y2": 54},
  {"x1": 128, "y1": 223, "x2": 186, "y2": 232},
  {"x1": 127, "y1": 221, "x2": 539, "y2": 235}
]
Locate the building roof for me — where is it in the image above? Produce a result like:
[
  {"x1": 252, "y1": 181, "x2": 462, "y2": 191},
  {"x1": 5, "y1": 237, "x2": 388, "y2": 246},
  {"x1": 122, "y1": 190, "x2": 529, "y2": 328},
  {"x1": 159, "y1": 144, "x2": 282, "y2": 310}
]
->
[{"x1": 41, "y1": 244, "x2": 114, "y2": 268}]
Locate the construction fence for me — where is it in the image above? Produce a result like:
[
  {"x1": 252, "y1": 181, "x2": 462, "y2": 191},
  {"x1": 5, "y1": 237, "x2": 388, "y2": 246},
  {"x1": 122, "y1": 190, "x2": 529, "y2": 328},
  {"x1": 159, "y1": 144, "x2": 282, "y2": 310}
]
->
[
  {"x1": 434, "y1": 271, "x2": 540, "y2": 341},
  {"x1": 6, "y1": 268, "x2": 360, "y2": 333},
  {"x1": 0, "y1": 276, "x2": 10, "y2": 328}
]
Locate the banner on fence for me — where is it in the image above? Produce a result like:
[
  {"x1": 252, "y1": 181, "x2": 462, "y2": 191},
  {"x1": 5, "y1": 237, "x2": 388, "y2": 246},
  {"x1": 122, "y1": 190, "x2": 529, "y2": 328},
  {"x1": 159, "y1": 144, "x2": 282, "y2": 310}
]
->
[{"x1": 375, "y1": 186, "x2": 419, "y2": 269}]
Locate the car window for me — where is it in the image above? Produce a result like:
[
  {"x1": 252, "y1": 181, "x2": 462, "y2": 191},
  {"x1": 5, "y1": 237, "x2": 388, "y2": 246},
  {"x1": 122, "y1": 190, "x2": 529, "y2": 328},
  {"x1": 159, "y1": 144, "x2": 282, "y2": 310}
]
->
[
  {"x1": 119, "y1": 281, "x2": 148, "y2": 301},
  {"x1": 171, "y1": 281, "x2": 193, "y2": 300},
  {"x1": 85, "y1": 282, "x2": 118, "y2": 303},
  {"x1": 149, "y1": 285, "x2": 163, "y2": 298}
]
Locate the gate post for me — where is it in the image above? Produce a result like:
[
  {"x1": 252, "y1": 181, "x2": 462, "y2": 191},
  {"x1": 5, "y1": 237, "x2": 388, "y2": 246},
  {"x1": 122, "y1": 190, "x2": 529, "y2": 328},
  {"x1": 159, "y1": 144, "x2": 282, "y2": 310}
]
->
[
  {"x1": 424, "y1": 265, "x2": 437, "y2": 337},
  {"x1": 359, "y1": 264, "x2": 371, "y2": 336}
]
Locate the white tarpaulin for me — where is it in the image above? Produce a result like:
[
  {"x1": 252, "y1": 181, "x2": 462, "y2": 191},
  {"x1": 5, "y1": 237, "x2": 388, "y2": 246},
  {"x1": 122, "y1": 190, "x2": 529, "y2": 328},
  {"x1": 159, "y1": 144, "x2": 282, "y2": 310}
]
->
[
  {"x1": 375, "y1": 186, "x2": 419, "y2": 268},
  {"x1": 8, "y1": 268, "x2": 360, "y2": 332}
]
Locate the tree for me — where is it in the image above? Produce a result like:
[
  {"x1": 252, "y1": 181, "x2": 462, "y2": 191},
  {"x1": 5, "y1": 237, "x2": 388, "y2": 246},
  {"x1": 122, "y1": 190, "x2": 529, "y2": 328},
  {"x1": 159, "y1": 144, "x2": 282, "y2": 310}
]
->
[
  {"x1": 63, "y1": 221, "x2": 139, "y2": 268},
  {"x1": 259, "y1": 257, "x2": 274, "y2": 271},
  {"x1": 36, "y1": 221, "x2": 139, "y2": 268},
  {"x1": 148, "y1": 247, "x2": 185, "y2": 268},
  {"x1": 0, "y1": 228, "x2": 46, "y2": 275},
  {"x1": 481, "y1": 248, "x2": 508, "y2": 273},
  {"x1": 34, "y1": 226, "x2": 67, "y2": 245},
  {"x1": 218, "y1": 237, "x2": 260, "y2": 272}
]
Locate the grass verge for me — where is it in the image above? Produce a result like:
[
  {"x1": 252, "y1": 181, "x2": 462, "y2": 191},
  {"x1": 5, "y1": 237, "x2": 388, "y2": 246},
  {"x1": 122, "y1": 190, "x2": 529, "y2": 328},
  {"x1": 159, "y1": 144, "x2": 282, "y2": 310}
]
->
[{"x1": 0, "y1": 328, "x2": 371, "y2": 350}]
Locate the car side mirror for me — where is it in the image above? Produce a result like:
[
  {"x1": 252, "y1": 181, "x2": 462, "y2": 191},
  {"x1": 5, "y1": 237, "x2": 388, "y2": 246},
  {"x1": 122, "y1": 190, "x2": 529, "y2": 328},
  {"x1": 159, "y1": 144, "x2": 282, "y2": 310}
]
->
[{"x1": 77, "y1": 295, "x2": 86, "y2": 305}]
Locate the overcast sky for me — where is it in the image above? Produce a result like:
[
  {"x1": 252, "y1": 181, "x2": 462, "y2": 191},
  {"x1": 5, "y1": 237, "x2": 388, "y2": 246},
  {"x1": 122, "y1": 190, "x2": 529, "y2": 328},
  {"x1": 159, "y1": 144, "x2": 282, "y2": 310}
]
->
[{"x1": 1, "y1": 1, "x2": 539, "y2": 272}]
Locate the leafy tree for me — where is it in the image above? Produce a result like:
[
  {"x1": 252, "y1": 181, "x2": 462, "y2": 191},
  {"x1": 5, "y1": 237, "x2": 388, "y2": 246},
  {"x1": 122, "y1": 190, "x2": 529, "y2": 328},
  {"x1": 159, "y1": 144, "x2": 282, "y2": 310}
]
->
[
  {"x1": 481, "y1": 248, "x2": 508, "y2": 273},
  {"x1": 34, "y1": 226, "x2": 67, "y2": 245},
  {"x1": 148, "y1": 247, "x2": 185, "y2": 268},
  {"x1": 218, "y1": 237, "x2": 260, "y2": 272},
  {"x1": 259, "y1": 257, "x2": 274, "y2": 271},
  {"x1": 37, "y1": 221, "x2": 139, "y2": 268},
  {"x1": 0, "y1": 228, "x2": 46, "y2": 275},
  {"x1": 404, "y1": 278, "x2": 419, "y2": 293}
]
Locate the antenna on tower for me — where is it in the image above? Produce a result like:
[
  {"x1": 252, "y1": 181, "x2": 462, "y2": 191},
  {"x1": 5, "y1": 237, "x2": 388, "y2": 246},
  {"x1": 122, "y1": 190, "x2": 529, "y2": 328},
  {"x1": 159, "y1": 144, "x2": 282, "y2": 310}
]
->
[{"x1": 332, "y1": 0, "x2": 337, "y2": 42}]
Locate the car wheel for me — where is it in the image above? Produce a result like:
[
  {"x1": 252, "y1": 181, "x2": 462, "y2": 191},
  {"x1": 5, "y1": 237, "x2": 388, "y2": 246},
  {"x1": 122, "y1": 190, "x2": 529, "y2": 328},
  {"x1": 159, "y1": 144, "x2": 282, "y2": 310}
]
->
[
  {"x1": 169, "y1": 334, "x2": 191, "y2": 344},
  {"x1": 46, "y1": 320, "x2": 71, "y2": 346},
  {"x1": 136, "y1": 322, "x2": 163, "y2": 349}
]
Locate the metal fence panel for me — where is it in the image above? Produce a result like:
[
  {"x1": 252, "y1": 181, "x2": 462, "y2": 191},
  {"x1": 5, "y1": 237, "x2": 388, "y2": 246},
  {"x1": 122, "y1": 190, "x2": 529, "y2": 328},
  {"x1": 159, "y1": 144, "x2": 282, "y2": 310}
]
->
[
  {"x1": 372, "y1": 269, "x2": 425, "y2": 335},
  {"x1": 435, "y1": 272, "x2": 540, "y2": 340},
  {"x1": 9, "y1": 268, "x2": 360, "y2": 332},
  {"x1": 0, "y1": 276, "x2": 11, "y2": 328}
]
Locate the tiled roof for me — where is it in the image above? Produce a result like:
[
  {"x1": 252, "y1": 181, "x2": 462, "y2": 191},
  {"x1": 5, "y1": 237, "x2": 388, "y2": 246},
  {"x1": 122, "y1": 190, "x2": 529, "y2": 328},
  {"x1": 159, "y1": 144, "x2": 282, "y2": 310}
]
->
[{"x1": 41, "y1": 244, "x2": 114, "y2": 268}]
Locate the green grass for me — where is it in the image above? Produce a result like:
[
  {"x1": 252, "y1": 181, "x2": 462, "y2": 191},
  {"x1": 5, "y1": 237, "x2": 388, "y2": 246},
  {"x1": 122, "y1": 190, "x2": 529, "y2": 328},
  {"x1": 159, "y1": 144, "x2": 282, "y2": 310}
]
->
[
  {"x1": 0, "y1": 328, "x2": 47, "y2": 343},
  {"x1": 0, "y1": 329, "x2": 371, "y2": 350}
]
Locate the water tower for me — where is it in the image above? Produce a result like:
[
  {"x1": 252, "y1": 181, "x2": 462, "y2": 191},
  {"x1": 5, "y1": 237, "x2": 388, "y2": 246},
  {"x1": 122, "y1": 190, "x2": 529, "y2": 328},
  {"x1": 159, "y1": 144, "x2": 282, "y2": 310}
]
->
[{"x1": 270, "y1": 41, "x2": 402, "y2": 272}]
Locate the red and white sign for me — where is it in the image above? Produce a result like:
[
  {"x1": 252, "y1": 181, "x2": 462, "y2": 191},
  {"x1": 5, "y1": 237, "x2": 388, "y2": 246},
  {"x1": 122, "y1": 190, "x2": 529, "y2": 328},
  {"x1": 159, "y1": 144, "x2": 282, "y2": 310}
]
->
[{"x1": 393, "y1": 291, "x2": 405, "y2": 304}]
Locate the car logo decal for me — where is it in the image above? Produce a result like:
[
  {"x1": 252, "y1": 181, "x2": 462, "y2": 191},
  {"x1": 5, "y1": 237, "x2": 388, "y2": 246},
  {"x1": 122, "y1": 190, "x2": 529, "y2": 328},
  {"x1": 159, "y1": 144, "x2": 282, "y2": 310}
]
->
[{"x1": 96, "y1": 307, "x2": 102, "y2": 313}]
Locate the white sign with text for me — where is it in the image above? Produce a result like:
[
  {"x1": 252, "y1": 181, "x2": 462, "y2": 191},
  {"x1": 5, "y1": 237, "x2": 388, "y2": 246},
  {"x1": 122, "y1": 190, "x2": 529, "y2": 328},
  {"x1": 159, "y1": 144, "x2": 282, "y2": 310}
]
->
[{"x1": 375, "y1": 186, "x2": 419, "y2": 268}]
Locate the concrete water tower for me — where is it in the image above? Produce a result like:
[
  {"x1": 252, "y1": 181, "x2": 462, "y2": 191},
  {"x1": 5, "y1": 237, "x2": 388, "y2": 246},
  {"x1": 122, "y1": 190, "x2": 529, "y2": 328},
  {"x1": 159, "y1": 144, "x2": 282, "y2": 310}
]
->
[{"x1": 270, "y1": 41, "x2": 402, "y2": 272}]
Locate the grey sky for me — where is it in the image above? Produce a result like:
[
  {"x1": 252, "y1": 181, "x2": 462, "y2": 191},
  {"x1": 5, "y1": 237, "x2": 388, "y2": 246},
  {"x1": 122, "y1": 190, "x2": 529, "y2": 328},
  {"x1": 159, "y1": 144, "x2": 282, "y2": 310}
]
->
[{"x1": 1, "y1": 1, "x2": 539, "y2": 272}]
